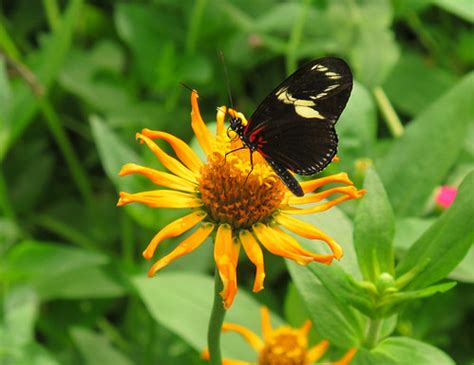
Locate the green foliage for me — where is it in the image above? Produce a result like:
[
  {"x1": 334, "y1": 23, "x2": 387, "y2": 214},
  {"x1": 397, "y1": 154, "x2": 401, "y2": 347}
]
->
[{"x1": 0, "y1": 0, "x2": 472, "y2": 364}]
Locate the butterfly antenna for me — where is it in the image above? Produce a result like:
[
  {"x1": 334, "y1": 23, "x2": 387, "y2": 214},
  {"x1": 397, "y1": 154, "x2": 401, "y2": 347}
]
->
[
  {"x1": 219, "y1": 50, "x2": 234, "y2": 111},
  {"x1": 179, "y1": 82, "x2": 197, "y2": 94}
]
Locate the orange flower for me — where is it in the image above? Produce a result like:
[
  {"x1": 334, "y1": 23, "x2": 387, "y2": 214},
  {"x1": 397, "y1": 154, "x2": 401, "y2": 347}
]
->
[
  {"x1": 117, "y1": 90, "x2": 365, "y2": 309},
  {"x1": 202, "y1": 306, "x2": 357, "y2": 365}
]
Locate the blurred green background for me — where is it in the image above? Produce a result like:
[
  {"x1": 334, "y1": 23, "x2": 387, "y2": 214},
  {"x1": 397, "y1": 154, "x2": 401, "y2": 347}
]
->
[{"x1": 0, "y1": 0, "x2": 473, "y2": 364}]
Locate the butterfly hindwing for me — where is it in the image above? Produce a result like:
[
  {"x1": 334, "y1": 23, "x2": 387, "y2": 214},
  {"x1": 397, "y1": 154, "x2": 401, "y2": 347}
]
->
[{"x1": 246, "y1": 57, "x2": 352, "y2": 177}]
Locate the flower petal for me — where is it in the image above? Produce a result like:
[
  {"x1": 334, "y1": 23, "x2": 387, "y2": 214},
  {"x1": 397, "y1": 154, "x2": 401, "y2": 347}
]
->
[
  {"x1": 299, "y1": 172, "x2": 353, "y2": 194},
  {"x1": 191, "y1": 90, "x2": 214, "y2": 154},
  {"x1": 332, "y1": 348, "x2": 358, "y2": 365},
  {"x1": 147, "y1": 222, "x2": 214, "y2": 277},
  {"x1": 283, "y1": 191, "x2": 366, "y2": 215},
  {"x1": 222, "y1": 323, "x2": 264, "y2": 352},
  {"x1": 136, "y1": 132, "x2": 197, "y2": 183},
  {"x1": 140, "y1": 129, "x2": 203, "y2": 173},
  {"x1": 142, "y1": 210, "x2": 207, "y2": 260},
  {"x1": 269, "y1": 225, "x2": 335, "y2": 264},
  {"x1": 306, "y1": 340, "x2": 330, "y2": 363},
  {"x1": 117, "y1": 190, "x2": 202, "y2": 208},
  {"x1": 239, "y1": 230, "x2": 265, "y2": 292},
  {"x1": 214, "y1": 224, "x2": 240, "y2": 309},
  {"x1": 274, "y1": 213, "x2": 343, "y2": 259},
  {"x1": 252, "y1": 223, "x2": 313, "y2": 265},
  {"x1": 300, "y1": 320, "x2": 312, "y2": 336},
  {"x1": 216, "y1": 105, "x2": 227, "y2": 136},
  {"x1": 119, "y1": 163, "x2": 197, "y2": 192},
  {"x1": 288, "y1": 186, "x2": 361, "y2": 205},
  {"x1": 260, "y1": 306, "x2": 273, "y2": 341}
]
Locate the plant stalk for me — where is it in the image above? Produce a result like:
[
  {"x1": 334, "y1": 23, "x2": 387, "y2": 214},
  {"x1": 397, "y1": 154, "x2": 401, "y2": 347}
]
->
[
  {"x1": 207, "y1": 270, "x2": 226, "y2": 365},
  {"x1": 365, "y1": 318, "x2": 382, "y2": 349}
]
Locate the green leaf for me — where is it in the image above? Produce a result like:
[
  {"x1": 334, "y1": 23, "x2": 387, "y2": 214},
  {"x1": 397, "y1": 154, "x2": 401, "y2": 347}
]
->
[
  {"x1": 354, "y1": 167, "x2": 395, "y2": 282},
  {"x1": 5, "y1": 241, "x2": 125, "y2": 300},
  {"x1": 90, "y1": 115, "x2": 169, "y2": 229},
  {"x1": 382, "y1": 282, "x2": 456, "y2": 317},
  {"x1": 449, "y1": 245, "x2": 474, "y2": 283},
  {"x1": 434, "y1": 0, "x2": 474, "y2": 23},
  {"x1": 132, "y1": 272, "x2": 283, "y2": 361},
  {"x1": 71, "y1": 328, "x2": 133, "y2": 365},
  {"x1": 396, "y1": 171, "x2": 474, "y2": 289},
  {"x1": 374, "y1": 337, "x2": 455, "y2": 365},
  {"x1": 377, "y1": 73, "x2": 474, "y2": 216},
  {"x1": 383, "y1": 52, "x2": 457, "y2": 116},
  {"x1": 287, "y1": 261, "x2": 365, "y2": 348},
  {"x1": 0, "y1": 0, "x2": 83, "y2": 160},
  {"x1": 1, "y1": 287, "x2": 38, "y2": 347},
  {"x1": 337, "y1": 81, "x2": 377, "y2": 166},
  {"x1": 351, "y1": 28, "x2": 400, "y2": 88}
]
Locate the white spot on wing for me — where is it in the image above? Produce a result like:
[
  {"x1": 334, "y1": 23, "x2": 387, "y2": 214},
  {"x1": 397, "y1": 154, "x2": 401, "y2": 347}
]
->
[
  {"x1": 324, "y1": 84, "x2": 339, "y2": 92},
  {"x1": 311, "y1": 64, "x2": 328, "y2": 72},
  {"x1": 295, "y1": 105, "x2": 325, "y2": 119},
  {"x1": 277, "y1": 90, "x2": 316, "y2": 106}
]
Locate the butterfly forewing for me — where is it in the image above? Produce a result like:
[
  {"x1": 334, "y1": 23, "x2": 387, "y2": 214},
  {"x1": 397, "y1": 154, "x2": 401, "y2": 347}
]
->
[{"x1": 245, "y1": 57, "x2": 352, "y2": 184}]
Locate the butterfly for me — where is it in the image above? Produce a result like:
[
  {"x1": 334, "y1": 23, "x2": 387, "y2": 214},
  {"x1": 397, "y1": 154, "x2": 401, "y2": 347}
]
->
[{"x1": 228, "y1": 57, "x2": 353, "y2": 197}]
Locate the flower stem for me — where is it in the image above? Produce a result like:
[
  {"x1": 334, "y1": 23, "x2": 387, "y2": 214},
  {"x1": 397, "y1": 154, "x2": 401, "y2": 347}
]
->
[
  {"x1": 208, "y1": 270, "x2": 226, "y2": 365},
  {"x1": 373, "y1": 86, "x2": 404, "y2": 138},
  {"x1": 364, "y1": 318, "x2": 382, "y2": 349}
]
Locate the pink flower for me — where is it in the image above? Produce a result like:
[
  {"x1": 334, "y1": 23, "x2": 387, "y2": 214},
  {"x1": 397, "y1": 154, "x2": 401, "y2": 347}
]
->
[{"x1": 436, "y1": 186, "x2": 458, "y2": 209}]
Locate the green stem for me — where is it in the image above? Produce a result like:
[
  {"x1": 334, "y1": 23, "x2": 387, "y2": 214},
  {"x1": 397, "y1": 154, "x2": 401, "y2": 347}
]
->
[
  {"x1": 208, "y1": 270, "x2": 226, "y2": 365},
  {"x1": 365, "y1": 318, "x2": 382, "y2": 349},
  {"x1": 39, "y1": 99, "x2": 94, "y2": 208},
  {"x1": 286, "y1": 0, "x2": 311, "y2": 75},
  {"x1": 373, "y1": 86, "x2": 404, "y2": 138},
  {"x1": 42, "y1": 0, "x2": 61, "y2": 31},
  {"x1": 185, "y1": 0, "x2": 208, "y2": 55}
]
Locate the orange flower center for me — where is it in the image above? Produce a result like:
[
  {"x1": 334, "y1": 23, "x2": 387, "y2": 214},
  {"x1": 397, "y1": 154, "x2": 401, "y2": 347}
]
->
[
  {"x1": 199, "y1": 138, "x2": 286, "y2": 229},
  {"x1": 258, "y1": 327, "x2": 309, "y2": 365}
]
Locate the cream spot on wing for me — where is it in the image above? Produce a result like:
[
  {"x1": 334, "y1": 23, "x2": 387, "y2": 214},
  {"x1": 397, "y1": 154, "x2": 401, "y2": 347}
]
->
[
  {"x1": 277, "y1": 90, "x2": 315, "y2": 106},
  {"x1": 324, "y1": 84, "x2": 339, "y2": 91},
  {"x1": 295, "y1": 105, "x2": 325, "y2": 119},
  {"x1": 311, "y1": 64, "x2": 328, "y2": 72},
  {"x1": 311, "y1": 92, "x2": 328, "y2": 99}
]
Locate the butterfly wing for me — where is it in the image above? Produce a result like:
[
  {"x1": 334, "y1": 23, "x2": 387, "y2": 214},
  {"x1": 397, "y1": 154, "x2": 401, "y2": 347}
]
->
[{"x1": 246, "y1": 57, "x2": 352, "y2": 176}]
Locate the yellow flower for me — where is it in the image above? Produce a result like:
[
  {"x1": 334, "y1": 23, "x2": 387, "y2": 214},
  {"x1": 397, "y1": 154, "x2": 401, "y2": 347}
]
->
[
  {"x1": 202, "y1": 306, "x2": 358, "y2": 365},
  {"x1": 117, "y1": 90, "x2": 365, "y2": 309}
]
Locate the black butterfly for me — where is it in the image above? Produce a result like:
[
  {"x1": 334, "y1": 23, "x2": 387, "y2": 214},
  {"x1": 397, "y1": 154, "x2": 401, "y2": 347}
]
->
[{"x1": 229, "y1": 57, "x2": 353, "y2": 197}]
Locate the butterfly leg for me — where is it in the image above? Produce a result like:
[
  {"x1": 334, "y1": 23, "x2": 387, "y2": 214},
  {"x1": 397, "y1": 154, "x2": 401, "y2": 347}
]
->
[
  {"x1": 221, "y1": 145, "x2": 247, "y2": 167},
  {"x1": 243, "y1": 150, "x2": 254, "y2": 185}
]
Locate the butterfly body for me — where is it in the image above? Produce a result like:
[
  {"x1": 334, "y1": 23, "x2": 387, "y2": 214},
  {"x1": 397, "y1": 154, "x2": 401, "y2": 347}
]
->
[{"x1": 229, "y1": 57, "x2": 353, "y2": 197}]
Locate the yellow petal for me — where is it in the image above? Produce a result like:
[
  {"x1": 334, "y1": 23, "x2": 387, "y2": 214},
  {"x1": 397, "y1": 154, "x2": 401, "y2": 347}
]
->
[
  {"x1": 306, "y1": 340, "x2": 330, "y2": 362},
  {"x1": 140, "y1": 129, "x2": 203, "y2": 173},
  {"x1": 300, "y1": 319, "x2": 312, "y2": 336},
  {"x1": 190, "y1": 90, "x2": 214, "y2": 154},
  {"x1": 283, "y1": 193, "x2": 365, "y2": 215},
  {"x1": 214, "y1": 224, "x2": 240, "y2": 309},
  {"x1": 216, "y1": 105, "x2": 227, "y2": 136},
  {"x1": 239, "y1": 230, "x2": 265, "y2": 292},
  {"x1": 119, "y1": 163, "x2": 197, "y2": 192},
  {"x1": 136, "y1": 133, "x2": 197, "y2": 183},
  {"x1": 260, "y1": 306, "x2": 273, "y2": 341},
  {"x1": 288, "y1": 186, "x2": 361, "y2": 205},
  {"x1": 252, "y1": 223, "x2": 313, "y2": 265},
  {"x1": 142, "y1": 210, "x2": 207, "y2": 260},
  {"x1": 332, "y1": 348, "x2": 358, "y2": 365},
  {"x1": 222, "y1": 323, "x2": 264, "y2": 352},
  {"x1": 147, "y1": 223, "x2": 214, "y2": 277},
  {"x1": 117, "y1": 190, "x2": 202, "y2": 208},
  {"x1": 274, "y1": 213, "x2": 343, "y2": 259},
  {"x1": 269, "y1": 225, "x2": 335, "y2": 264},
  {"x1": 300, "y1": 172, "x2": 353, "y2": 194}
]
